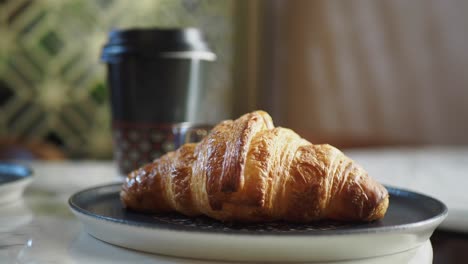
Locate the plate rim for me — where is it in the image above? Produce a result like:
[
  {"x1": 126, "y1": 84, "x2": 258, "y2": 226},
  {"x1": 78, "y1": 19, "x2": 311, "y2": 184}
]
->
[
  {"x1": 0, "y1": 163, "x2": 33, "y2": 204},
  {"x1": 0, "y1": 163, "x2": 33, "y2": 184},
  {"x1": 68, "y1": 183, "x2": 448, "y2": 237}
]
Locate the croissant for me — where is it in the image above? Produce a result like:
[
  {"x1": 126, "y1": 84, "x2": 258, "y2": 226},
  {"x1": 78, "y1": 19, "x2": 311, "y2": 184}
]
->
[{"x1": 121, "y1": 111, "x2": 389, "y2": 223}]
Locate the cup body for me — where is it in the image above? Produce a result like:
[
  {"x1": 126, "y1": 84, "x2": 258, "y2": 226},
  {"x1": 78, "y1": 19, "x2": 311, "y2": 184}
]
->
[
  {"x1": 101, "y1": 28, "x2": 215, "y2": 175},
  {"x1": 112, "y1": 122, "x2": 211, "y2": 175}
]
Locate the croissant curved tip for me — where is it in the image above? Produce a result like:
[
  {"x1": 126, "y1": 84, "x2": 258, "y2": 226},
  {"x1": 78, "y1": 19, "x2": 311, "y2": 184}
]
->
[{"x1": 366, "y1": 194, "x2": 389, "y2": 221}]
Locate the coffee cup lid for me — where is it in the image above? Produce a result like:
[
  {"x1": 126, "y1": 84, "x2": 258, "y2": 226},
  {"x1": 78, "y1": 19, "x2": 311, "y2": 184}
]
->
[{"x1": 101, "y1": 28, "x2": 216, "y2": 62}]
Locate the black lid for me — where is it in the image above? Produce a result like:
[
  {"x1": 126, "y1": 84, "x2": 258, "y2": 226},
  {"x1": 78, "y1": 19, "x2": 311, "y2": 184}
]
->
[{"x1": 101, "y1": 28, "x2": 216, "y2": 62}]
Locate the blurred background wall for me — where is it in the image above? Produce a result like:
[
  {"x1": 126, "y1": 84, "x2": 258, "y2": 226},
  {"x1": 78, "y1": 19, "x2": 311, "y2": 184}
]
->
[
  {"x1": 255, "y1": 0, "x2": 468, "y2": 147},
  {"x1": 0, "y1": 0, "x2": 236, "y2": 159},
  {"x1": 1, "y1": 0, "x2": 468, "y2": 160}
]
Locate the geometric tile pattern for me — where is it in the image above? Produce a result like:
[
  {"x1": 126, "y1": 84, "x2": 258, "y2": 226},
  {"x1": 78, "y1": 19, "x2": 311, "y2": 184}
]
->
[{"x1": 0, "y1": 0, "x2": 234, "y2": 158}]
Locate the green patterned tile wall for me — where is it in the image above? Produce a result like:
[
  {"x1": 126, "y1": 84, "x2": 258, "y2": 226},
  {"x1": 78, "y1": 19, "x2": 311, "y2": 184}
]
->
[{"x1": 0, "y1": 0, "x2": 235, "y2": 159}]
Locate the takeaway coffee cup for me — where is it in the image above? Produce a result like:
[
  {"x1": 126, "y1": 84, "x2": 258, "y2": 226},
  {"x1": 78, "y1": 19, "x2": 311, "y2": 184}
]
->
[{"x1": 101, "y1": 28, "x2": 215, "y2": 175}]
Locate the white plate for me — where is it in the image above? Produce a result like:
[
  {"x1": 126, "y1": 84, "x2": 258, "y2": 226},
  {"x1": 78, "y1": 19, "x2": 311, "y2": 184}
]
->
[
  {"x1": 69, "y1": 184, "x2": 447, "y2": 262},
  {"x1": 0, "y1": 164, "x2": 33, "y2": 205}
]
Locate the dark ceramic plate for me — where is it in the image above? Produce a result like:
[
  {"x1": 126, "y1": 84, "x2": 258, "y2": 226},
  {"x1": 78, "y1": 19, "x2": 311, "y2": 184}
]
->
[
  {"x1": 0, "y1": 163, "x2": 31, "y2": 183},
  {"x1": 69, "y1": 183, "x2": 447, "y2": 261},
  {"x1": 0, "y1": 163, "x2": 33, "y2": 204},
  {"x1": 69, "y1": 183, "x2": 446, "y2": 235}
]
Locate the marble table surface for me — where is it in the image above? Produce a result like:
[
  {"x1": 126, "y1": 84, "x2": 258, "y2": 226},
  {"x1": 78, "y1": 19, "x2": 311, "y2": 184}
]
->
[{"x1": 1, "y1": 146, "x2": 465, "y2": 263}]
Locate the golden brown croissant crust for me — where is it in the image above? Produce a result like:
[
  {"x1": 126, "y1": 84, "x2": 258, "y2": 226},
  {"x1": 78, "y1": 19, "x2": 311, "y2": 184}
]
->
[{"x1": 121, "y1": 111, "x2": 389, "y2": 222}]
